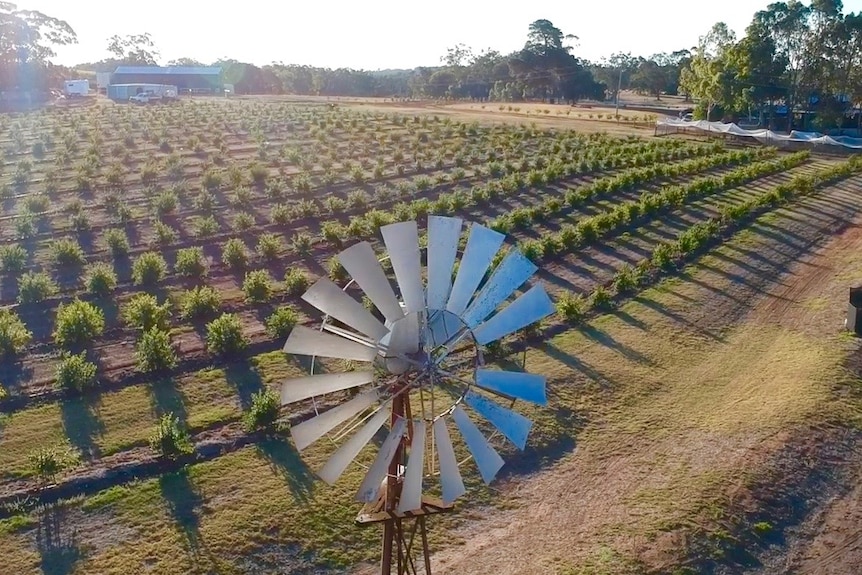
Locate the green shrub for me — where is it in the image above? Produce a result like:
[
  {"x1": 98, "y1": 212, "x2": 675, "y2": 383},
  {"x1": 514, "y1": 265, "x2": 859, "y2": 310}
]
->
[
  {"x1": 29, "y1": 447, "x2": 64, "y2": 483},
  {"x1": 103, "y1": 228, "x2": 130, "y2": 257},
  {"x1": 174, "y1": 246, "x2": 208, "y2": 278},
  {"x1": 192, "y1": 215, "x2": 219, "y2": 237},
  {"x1": 149, "y1": 413, "x2": 193, "y2": 460},
  {"x1": 0, "y1": 308, "x2": 32, "y2": 357},
  {"x1": 0, "y1": 244, "x2": 27, "y2": 273},
  {"x1": 242, "y1": 388, "x2": 281, "y2": 432},
  {"x1": 136, "y1": 329, "x2": 177, "y2": 372},
  {"x1": 132, "y1": 251, "x2": 168, "y2": 286},
  {"x1": 17, "y1": 271, "x2": 57, "y2": 304},
  {"x1": 55, "y1": 352, "x2": 98, "y2": 391},
  {"x1": 290, "y1": 232, "x2": 313, "y2": 255},
  {"x1": 153, "y1": 221, "x2": 178, "y2": 246},
  {"x1": 221, "y1": 238, "x2": 249, "y2": 270},
  {"x1": 283, "y1": 268, "x2": 309, "y2": 297},
  {"x1": 51, "y1": 238, "x2": 86, "y2": 267},
  {"x1": 123, "y1": 293, "x2": 171, "y2": 331},
  {"x1": 590, "y1": 285, "x2": 614, "y2": 310},
  {"x1": 180, "y1": 285, "x2": 221, "y2": 320},
  {"x1": 256, "y1": 233, "x2": 283, "y2": 261},
  {"x1": 327, "y1": 256, "x2": 348, "y2": 282},
  {"x1": 54, "y1": 300, "x2": 105, "y2": 349},
  {"x1": 153, "y1": 189, "x2": 178, "y2": 215},
  {"x1": 651, "y1": 243, "x2": 675, "y2": 270},
  {"x1": 556, "y1": 292, "x2": 588, "y2": 323},
  {"x1": 205, "y1": 313, "x2": 247, "y2": 356},
  {"x1": 84, "y1": 262, "x2": 118, "y2": 297},
  {"x1": 265, "y1": 306, "x2": 298, "y2": 339},
  {"x1": 242, "y1": 270, "x2": 273, "y2": 303}
]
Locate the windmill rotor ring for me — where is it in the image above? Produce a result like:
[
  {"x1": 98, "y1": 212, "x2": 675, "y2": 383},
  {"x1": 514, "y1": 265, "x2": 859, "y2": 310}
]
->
[{"x1": 281, "y1": 216, "x2": 554, "y2": 509}]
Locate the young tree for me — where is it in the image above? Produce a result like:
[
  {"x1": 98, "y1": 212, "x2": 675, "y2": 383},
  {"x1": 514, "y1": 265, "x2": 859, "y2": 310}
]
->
[{"x1": 0, "y1": 3, "x2": 77, "y2": 90}]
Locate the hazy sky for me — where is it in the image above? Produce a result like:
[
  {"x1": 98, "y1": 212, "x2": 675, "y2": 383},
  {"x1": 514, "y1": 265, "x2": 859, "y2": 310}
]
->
[{"x1": 18, "y1": 0, "x2": 862, "y2": 69}]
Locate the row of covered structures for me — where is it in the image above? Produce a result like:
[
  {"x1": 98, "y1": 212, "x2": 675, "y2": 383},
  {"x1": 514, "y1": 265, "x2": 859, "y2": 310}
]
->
[{"x1": 98, "y1": 66, "x2": 224, "y2": 101}]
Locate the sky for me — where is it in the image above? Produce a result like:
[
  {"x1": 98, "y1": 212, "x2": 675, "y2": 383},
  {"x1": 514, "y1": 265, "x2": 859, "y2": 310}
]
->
[{"x1": 17, "y1": 0, "x2": 862, "y2": 69}]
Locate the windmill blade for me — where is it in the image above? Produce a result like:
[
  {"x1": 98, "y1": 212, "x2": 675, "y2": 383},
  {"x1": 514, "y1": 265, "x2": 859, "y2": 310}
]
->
[
  {"x1": 388, "y1": 312, "x2": 419, "y2": 355},
  {"x1": 464, "y1": 391, "x2": 533, "y2": 450},
  {"x1": 381, "y1": 221, "x2": 424, "y2": 314},
  {"x1": 426, "y1": 216, "x2": 463, "y2": 310},
  {"x1": 283, "y1": 325, "x2": 378, "y2": 362},
  {"x1": 433, "y1": 417, "x2": 466, "y2": 504},
  {"x1": 452, "y1": 406, "x2": 505, "y2": 485},
  {"x1": 290, "y1": 388, "x2": 381, "y2": 451},
  {"x1": 318, "y1": 406, "x2": 391, "y2": 485},
  {"x1": 462, "y1": 250, "x2": 538, "y2": 329},
  {"x1": 472, "y1": 284, "x2": 554, "y2": 345},
  {"x1": 302, "y1": 277, "x2": 389, "y2": 342},
  {"x1": 281, "y1": 371, "x2": 375, "y2": 406},
  {"x1": 396, "y1": 420, "x2": 426, "y2": 513},
  {"x1": 337, "y1": 242, "x2": 404, "y2": 324},
  {"x1": 476, "y1": 369, "x2": 547, "y2": 406},
  {"x1": 356, "y1": 418, "x2": 407, "y2": 502},
  {"x1": 446, "y1": 224, "x2": 505, "y2": 317}
]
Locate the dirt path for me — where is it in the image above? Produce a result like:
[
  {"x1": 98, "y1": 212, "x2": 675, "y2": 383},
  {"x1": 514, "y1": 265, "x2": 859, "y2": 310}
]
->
[{"x1": 349, "y1": 174, "x2": 862, "y2": 575}]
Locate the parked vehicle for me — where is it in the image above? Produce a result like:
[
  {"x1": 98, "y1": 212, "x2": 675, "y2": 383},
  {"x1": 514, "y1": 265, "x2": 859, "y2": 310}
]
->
[
  {"x1": 129, "y1": 92, "x2": 162, "y2": 104},
  {"x1": 63, "y1": 80, "x2": 89, "y2": 98}
]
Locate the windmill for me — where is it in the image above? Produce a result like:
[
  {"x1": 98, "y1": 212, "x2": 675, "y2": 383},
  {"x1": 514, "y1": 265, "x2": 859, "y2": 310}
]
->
[{"x1": 281, "y1": 216, "x2": 554, "y2": 574}]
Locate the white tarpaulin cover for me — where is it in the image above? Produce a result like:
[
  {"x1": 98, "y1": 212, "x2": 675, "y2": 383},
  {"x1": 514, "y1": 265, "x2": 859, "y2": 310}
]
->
[{"x1": 656, "y1": 118, "x2": 862, "y2": 150}]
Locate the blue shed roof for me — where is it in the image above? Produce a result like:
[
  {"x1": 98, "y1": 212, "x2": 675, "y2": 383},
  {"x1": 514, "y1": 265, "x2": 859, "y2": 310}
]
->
[{"x1": 113, "y1": 66, "x2": 222, "y2": 76}]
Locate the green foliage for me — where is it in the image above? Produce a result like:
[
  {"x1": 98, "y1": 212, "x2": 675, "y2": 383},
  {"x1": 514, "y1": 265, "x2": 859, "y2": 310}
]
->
[
  {"x1": 55, "y1": 353, "x2": 98, "y2": 392},
  {"x1": 123, "y1": 293, "x2": 171, "y2": 331},
  {"x1": 265, "y1": 306, "x2": 298, "y2": 339},
  {"x1": 180, "y1": 286, "x2": 222, "y2": 320},
  {"x1": 153, "y1": 221, "x2": 178, "y2": 246},
  {"x1": 290, "y1": 232, "x2": 313, "y2": 255},
  {"x1": 256, "y1": 233, "x2": 283, "y2": 261},
  {"x1": 243, "y1": 270, "x2": 274, "y2": 303},
  {"x1": 205, "y1": 313, "x2": 248, "y2": 356},
  {"x1": 84, "y1": 262, "x2": 118, "y2": 297},
  {"x1": 556, "y1": 292, "x2": 588, "y2": 323},
  {"x1": 327, "y1": 256, "x2": 348, "y2": 282},
  {"x1": 192, "y1": 215, "x2": 219, "y2": 237},
  {"x1": 103, "y1": 228, "x2": 130, "y2": 257},
  {"x1": 0, "y1": 308, "x2": 32, "y2": 357},
  {"x1": 54, "y1": 300, "x2": 105, "y2": 349},
  {"x1": 153, "y1": 189, "x2": 178, "y2": 215},
  {"x1": 17, "y1": 271, "x2": 57, "y2": 304},
  {"x1": 590, "y1": 285, "x2": 614, "y2": 310},
  {"x1": 136, "y1": 328, "x2": 177, "y2": 373},
  {"x1": 174, "y1": 246, "x2": 208, "y2": 278},
  {"x1": 0, "y1": 244, "x2": 27, "y2": 273},
  {"x1": 29, "y1": 447, "x2": 64, "y2": 483},
  {"x1": 222, "y1": 238, "x2": 249, "y2": 270},
  {"x1": 283, "y1": 268, "x2": 309, "y2": 297},
  {"x1": 149, "y1": 413, "x2": 193, "y2": 460},
  {"x1": 242, "y1": 388, "x2": 281, "y2": 432},
  {"x1": 132, "y1": 251, "x2": 168, "y2": 286},
  {"x1": 51, "y1": 237, "x2": 86, "y2": 267}
]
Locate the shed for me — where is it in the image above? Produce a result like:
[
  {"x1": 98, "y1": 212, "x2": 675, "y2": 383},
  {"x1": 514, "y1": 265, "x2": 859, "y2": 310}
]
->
[{"x1": 111, "y1": 66, "x2": 222, "y2": 93}]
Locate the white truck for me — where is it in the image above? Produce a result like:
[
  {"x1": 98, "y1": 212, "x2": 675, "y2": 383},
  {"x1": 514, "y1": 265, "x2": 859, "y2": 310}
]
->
[
  {"x1": 129, "y1": 92, "x2": 163, "y2": 104},
  {"x1": 63, "y1": 79, "x2": 89, "y2": 98}
]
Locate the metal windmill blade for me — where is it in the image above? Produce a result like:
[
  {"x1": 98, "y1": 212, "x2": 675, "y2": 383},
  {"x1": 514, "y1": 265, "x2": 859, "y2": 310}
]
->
[{"x1": 280, "y1": 216, "x2": 554, "y2": 575}]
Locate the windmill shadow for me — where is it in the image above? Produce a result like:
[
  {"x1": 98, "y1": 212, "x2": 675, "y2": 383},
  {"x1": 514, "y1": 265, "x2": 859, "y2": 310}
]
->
[
  {"x1": 159, "y1": 468, "x2": 202, "y2": 553},
  {"x1": 35, "y1": 504, "x2": 84, "y2": 575},
  {"x1": 60, "y1": 394, "x2": 105, "y2": 461},
  {"x1": 256, "y1": 437, "x2": 315, "y2": 503},
  {"x1": 542, "y1": 342, "x2": 618, "y2": 389},
  {"x1": 578, "y1": 324, "x2": 654, "y2": 366}
]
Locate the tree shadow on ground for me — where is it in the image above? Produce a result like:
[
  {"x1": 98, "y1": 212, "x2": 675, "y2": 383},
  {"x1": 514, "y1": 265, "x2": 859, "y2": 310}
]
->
[
  {"x1": 0, "y1": 360, "x2": 34, "y2": 395},
  {"x1": 578, "y1": 324, "x2": 654, "y2": 366},
  {"x1": 541, "y1": 341, "x2": 618, "y2": 389},
  {"x1": 36, "y1": 504, "x2": 84, "y2": 575},
  {"x1": 225, "y1": 361, "x2": 264, "y2": 410},
  {"x1": 256, "y1": 436, "x2": 316, "y2": 503},
  {"x1": 632, "y1": 294, "x2": 725, "y2": 342},
  {"x1": 149, "y1": 377, "x2": 189, "y2": 428},
  {"x1": 60, "y1": 394, "x2": 105, "y2": 461},
  {"x1": 159, "y1": 468, "x2": 202, "y2": 553}
]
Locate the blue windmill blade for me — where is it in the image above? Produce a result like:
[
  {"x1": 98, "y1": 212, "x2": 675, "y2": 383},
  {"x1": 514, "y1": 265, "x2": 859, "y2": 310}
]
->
[
  {"x1": 426, "y1": 216, "x2": 463, "y2": 311},
  {"x1": 461, "y1": 249, "x2": 537, "y2": 329},
  {"x1": 446, "y1": 224, "x2": 505, "y2": 317},
  {"x1": 463, "y1": 391, "x2": 533, "y2": 450},
  {"x1": 452, "y1": 405, "x2": 504, "y2": 484},
  {"x1": 475, "y1": 369, "x2": 547, "y2": 406},
  {"x1": 472, "y1": 284, "x2": 554, "y2": 345}
]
